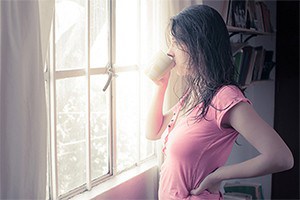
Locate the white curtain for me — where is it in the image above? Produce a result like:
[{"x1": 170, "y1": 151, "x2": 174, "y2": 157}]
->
[{"x1": 0, "y1": 0, "x2": 54, "y2": 199}]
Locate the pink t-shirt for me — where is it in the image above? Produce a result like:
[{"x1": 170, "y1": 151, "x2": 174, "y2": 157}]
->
[{"x1": 159, "y1": 85, "x2": 251, "y2": 200}]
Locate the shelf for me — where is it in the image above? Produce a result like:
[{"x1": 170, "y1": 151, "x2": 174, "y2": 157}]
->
[
  {"x1": 227, "y1": 26, "x2": 273, "y2": 35},
  {"x1": 227, "y1": 26, "x2": 275, "y2": 43}
]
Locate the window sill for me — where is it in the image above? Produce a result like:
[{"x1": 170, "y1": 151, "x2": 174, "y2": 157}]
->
[{"x1": 70, "y1": 158, "x2": 158, "y2": 200}]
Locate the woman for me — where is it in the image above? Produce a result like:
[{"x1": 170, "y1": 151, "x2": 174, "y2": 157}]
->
[{"x1": 145, "y1": 4, "x2": 294, "y2": 200}]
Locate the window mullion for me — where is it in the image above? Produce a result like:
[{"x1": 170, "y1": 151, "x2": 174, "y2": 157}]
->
[
  {"x1": 50, "y1": 12, "x2": 58, "y2": 199},
  {"x1": 137, "y1": 0, "x2": 141, "y2": 164},
  {"x1": 85, "y1": 0, "x2": 92, "y2": 191},
  {"x1": 109, "y1": 0, "x2": 117, "y2": 176}
]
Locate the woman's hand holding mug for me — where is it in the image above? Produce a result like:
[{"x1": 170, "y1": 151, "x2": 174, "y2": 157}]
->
[{"x1": 145, "y1": 50, "x2": 175, "y2": 86}]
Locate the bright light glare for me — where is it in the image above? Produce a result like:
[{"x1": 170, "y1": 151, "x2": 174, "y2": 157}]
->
[{"x1": 115, "y1": 0, "x2": 138, "y2": 66}]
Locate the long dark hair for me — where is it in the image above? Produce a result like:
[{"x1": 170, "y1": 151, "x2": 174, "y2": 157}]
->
[{"x1": 169, "y1": 4, "x2": 242, "y2": 121}]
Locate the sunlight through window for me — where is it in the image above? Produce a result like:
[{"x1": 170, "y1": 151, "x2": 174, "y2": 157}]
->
[{"x1": 47, "y1": 0, "x2": 158, "y2": 198}]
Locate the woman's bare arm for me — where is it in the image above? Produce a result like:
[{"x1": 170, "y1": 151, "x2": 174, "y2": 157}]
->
[
  {"x1": 216, "y1": 102, "x2": 294, "y2": 180},
  {"x1": 145, "y1": 73, "x2": 174, "y2": 140},
  {"x1": 190, "y1": 102, "x2": 294, "y2": 195}
]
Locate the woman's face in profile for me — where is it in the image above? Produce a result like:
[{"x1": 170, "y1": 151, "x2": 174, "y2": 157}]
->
[{"x1": 167, "y1": 37, "x2": 191, "y2": 76}]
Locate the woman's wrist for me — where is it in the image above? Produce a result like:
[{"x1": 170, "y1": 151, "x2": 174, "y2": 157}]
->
[
  {"x1": 212, "y1": 166, "x2": 227, "y2": 182},
  {"x1": 155, "y1": 83, "x2": 168, "y2": 93}
]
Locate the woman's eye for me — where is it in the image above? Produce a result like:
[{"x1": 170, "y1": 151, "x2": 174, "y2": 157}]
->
[{"x1": 172, "y1": 41, "x2": 179, "y2": 48}]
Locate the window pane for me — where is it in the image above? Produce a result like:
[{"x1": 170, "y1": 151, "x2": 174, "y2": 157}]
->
[
  {"x1": 56, "y1": 77, "x2": 86, "y2": 195},
  {"x1": 140, "y1": 74, "x2": 155, "y2": 159},
  {"x1": 116, "y1": 71, "x2": 139, "y2": 172},
  {"x1": 55, "y1": 0, "x2": 87, "y2": 69},
  {"x1": 90, "y1": 75, "x2": 110, "y2": 179},
  {"x1": 140, "y1": 0, "x2": 157, "y2": 68},
  {"x1": 90, "y1": 0, "x2": 109, "y2": 68},
  {"x1": 115, "y1": 0, "x2": 138, "y2": 66}
]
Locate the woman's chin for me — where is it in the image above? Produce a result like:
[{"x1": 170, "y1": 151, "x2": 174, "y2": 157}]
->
[{"x1": 176, "y1": 70, "x2": 189, "y2": 77}]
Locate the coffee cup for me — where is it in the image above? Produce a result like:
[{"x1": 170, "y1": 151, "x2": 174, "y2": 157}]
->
[{"x1": 145, "y1": 50, "x2": 174, "y2": 82}]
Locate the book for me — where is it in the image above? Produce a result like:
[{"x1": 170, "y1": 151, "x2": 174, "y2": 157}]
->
[
  {"x1": 224, "y1": 182, "x2": 264, "y2": 200},
  {"x1": 259, "y1": 1, "x2": 272, "y2": 32},
  {"x1": 239, "y1": 45, "x2": 253, "y2": 85},
  {"x1": 231, "y1": 0, "x2": 247, "y2": 28},
  {"x1": 244, "y1": 46, "x2": 257, "y2": 85},
  {"x1": 226, "y1": 0, "x2": 234, "y2": 26},
  {"x1": 261, "y1": 50, "x2": 274, "y2": 79},
  {"x1": 257, "y1": 48, "x2": 266, "y2": 80},
  {"x1": 233, "y1": 49, "x2": 244, "y2": 83},
  {"x1": 255, "y1": 1, "x2": 264, "y2": 32},
  {"x1": 223, "y1": 192, "x2": 253, "y2": 200},
  {"x1": 246, "y1": 0, "x2": 257, "y2": 30},
  {"x1": 252, "y1": 46, "x2": 264, "y2": 81},
  {"x1": 221, "y1": 0, "x2": 231, "y2": 24}
]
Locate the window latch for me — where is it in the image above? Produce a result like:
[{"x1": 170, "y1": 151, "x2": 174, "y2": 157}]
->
[{"x1": 103, "y1": 68, "x2": 117, "y2": 92}]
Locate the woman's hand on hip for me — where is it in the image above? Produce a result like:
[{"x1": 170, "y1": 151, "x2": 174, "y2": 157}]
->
[{"x1": 190, "y1": 170, "x2": 222, "y2": 196}]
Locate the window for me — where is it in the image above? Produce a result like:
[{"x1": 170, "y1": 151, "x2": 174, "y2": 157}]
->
[{"x1": 46, "y1": 0, "x2": 159, "y2": 198}]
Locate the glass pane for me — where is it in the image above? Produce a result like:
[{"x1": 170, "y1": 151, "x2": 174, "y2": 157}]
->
[
  {"x1": 90, "y1": 0, "x2": 109, "y2": 68},
  {"x1": 90, "y1": 75, "x2": 110, "y2": 180},
  {"x1": 116, "y1": 71, "x2": 139, "y2": 172},
  {"x1": 140, "y1": 73, "x2": 155, "y2": 159},
  {"x1": 56, "y1": 77, "x2": 86, "y2": 195},
  {"x1": 140, "y1": 0, "x2": 157, "y2": 70},
  {"x1": 115, "y1": 0, "x2": 138, "y2": 66},
  {"x1": 55, "y1": 0, "x2": 87, "y2": 69}
]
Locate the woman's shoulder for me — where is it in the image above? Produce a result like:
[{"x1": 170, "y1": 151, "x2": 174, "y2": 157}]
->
[
  {"x1": 215, "y1": 85, "x2": 244, "y2": 99},
  {"x1": 217, "y1": 84, "x2": 242, "y2": 93},
  {"x1": 211, "y1": 85, "x2": 251, "y2": 128},
  {"x1": 212, "y1": 85, "x2": 249, "y2": 108}
]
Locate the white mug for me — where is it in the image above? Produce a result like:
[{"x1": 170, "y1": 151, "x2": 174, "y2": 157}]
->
[{"x1": 145, "y1": 50, "x2": 174, "y2": 82}]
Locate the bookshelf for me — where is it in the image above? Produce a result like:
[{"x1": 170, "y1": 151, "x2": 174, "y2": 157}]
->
[
  {"x1": 222, "y1": 1, "x2": 276, "y2": 88},
  {"x1": 222, "y1": 0, "x2": 273, "y2": 33}
]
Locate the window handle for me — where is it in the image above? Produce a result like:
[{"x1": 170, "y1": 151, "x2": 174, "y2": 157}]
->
[{"x1": 103, "y1": 68, "x2": 116, "y2": 92}]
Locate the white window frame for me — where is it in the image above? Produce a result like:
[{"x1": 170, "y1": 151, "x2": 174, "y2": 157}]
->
[{"x1": 46, "y1": 0, "x2": 158, "y2": 199}]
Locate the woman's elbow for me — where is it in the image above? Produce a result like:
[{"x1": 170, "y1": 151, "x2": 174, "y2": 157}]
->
[
  {"x1": 145, "y1": 134, "x2": 157, "y2": 141},
  {"x1": 274, "y1": 149, "x2": 294, "y2": 172},
  {"x1": 282, "y1": 151, "x2": 294, "y2": 170},
  {"x1": 145, "y1": 131, "x2": 160, "y2": 141}
]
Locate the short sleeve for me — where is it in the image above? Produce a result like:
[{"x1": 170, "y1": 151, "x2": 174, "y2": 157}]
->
[{"x1": 211, "y1": 85, "x2": 251, "y2": 130}]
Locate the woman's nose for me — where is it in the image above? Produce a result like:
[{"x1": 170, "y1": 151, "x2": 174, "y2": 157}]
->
[{"x1": 167, "y1": 47, "x2": 174, "y2": 58}]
